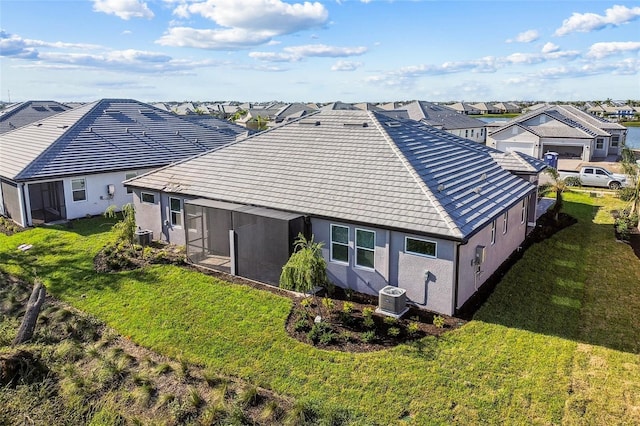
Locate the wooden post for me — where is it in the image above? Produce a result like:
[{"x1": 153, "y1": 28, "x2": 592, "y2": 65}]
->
[{"x1": 12, "y1": 281, "x2": 46, "y2": 345}]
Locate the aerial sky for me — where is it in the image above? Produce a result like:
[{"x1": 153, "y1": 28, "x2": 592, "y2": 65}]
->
[{"x1": 1, "y1": 0, "x2": 639, "y2": 103}]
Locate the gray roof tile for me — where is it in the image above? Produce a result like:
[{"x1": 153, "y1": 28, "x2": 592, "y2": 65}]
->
[
  {"x1": 0, "y1": 99, "x2": 238, "y2": 181},
  {"x1": 129, "y1": 110, "x2": 535, "y2": 240}
]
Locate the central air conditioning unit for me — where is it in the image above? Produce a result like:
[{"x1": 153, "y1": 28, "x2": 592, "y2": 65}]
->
[{"x1": 377, "y1": 286, "x2": 409, "y2": 318}]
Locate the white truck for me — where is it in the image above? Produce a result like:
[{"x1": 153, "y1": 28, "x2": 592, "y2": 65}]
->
[{"x1": 558, "y1": 166, "x2": 628, "y2": 189}]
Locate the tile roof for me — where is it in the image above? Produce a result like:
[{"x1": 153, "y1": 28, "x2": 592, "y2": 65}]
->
[
  {"x1": 398, "y1": 101, "x2": 485, "y2": 130},
  {"x1": 495, "y1": 104, "x2": 620, "y2": 138},
  {"x1": 0, "y1": 101, "x2": 71, "y2": 134},
  {"x1": 0, "y1": 99, "x2": 238, "y2": 181},
  {"x1": 128, "y1": 110, "x2": 535, "y2": 241}
]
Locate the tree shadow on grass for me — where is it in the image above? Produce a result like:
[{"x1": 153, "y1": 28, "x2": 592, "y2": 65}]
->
[{"x1": 471, "y1": 199, "x2": 640, "y2": 354}]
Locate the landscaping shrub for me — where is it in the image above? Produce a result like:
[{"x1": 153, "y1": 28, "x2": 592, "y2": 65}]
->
[{"x1": 432, "y1": 315, "x2": 445, "y2": 328}]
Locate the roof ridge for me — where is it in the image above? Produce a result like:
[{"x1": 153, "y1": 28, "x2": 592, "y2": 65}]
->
[{"x1": 369, "y1": 111, "x2": 463, "y2": 239}]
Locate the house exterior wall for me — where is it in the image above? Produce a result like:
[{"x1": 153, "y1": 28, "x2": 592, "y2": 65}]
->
[
  {"x1": 450, "y1": 128, "x2": 486, "y2": 143},
  {"x1": 21, "y1": 169, "x2": 154, "y2": 225},
  {"x1": 392, "y1": 232, "x2": 456, "y2": 315},
  {"x1": 456, "y1": 198, "x2": 529, "y2": 311},
  {"x1": 132, "y1": 189, "x2": 162, "y2": 242},
  {"x1": 311, "y1": 218, "x2": 457, "y2": 315}
]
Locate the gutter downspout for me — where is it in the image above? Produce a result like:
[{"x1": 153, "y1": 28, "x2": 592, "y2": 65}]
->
[
  {"x1": 452, "y1": 242, "x2": 461, "y2": 316},
  {"x1": 18, "y1": 183, "x2": 30, "y2": 227}
]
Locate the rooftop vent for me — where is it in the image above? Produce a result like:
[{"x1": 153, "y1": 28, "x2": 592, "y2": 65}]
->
[
  {"x1": 437, "y1": 184, "x2": 445, "y2": 192},
  {"x1": 343, "y1": 122, "x2": 369, "y2": 128},
  {"x1": 32, "y1": 123, "x2": 43, "y2": 127},
  {"x1": 56, "y1": 125, "x2": 69, "y2": 129},
  {"x1": 299, "y1": 120, "x2": 321, "y2": 126},
  {"x1": 385, "y1": 121, "x2": 402, "y2": 128},
  {"x1": 377, "y1": 286, "x2": 409, "y2": 318},
  {"x1": 103, "y1": 109, "x2": 119, "y2": 114}
]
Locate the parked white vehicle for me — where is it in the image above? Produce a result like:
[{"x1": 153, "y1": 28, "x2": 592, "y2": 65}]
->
[{"x1": 558, "y1": 166, "x2": 628, "y2": 189}]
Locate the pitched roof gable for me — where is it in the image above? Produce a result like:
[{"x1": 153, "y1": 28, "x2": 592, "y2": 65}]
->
[
  {"x1": 128, "y1": 110, "x2": 534, "y2": 240},
  {"x1": 0, "y1": 99, "x2": 238, "y2": 181}
]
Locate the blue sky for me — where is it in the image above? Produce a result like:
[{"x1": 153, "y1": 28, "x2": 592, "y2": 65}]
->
[{"x1": 1, "y1": 0, "x2": 639, "y2": 103}]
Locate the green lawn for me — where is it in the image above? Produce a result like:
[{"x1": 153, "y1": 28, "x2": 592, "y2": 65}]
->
[{"x1": 1, "y1": 192, "x2": 639, "y2": 424}]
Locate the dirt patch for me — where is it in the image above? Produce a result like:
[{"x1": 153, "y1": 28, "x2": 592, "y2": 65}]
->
[{"x1": 0, "y1": 217, "x2": 24, "y2": 236}]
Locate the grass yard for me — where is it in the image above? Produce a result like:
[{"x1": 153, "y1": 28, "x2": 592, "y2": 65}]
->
[{"x1": 1, "y1": 192, "x2": 639, "y2": 424}]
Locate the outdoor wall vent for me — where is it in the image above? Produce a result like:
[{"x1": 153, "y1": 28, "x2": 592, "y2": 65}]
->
[{"x1": 377, "y1": 286, "x2": 409, "y2": 318}]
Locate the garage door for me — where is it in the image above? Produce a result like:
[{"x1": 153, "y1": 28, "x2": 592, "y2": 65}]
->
[
  {"x1": 496, "y1": 141, "x2": 535, "y2": 156},
  {"x1": 543, "y1": 145, "x2": 583, "y2": 159}
]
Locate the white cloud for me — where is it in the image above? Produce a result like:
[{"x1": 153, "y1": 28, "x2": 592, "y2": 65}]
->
[
  {"x1": 555, "y1": 5, "x2": 640, "y2": 36},
  {"x1": 507, "y1": 29, "x2": 539, "y2": 43},
  {"x1": 250, "y1": 44, "x2": 367, "y2": 62},
  {"x1": 331, "y1": 60, "x2": 362, "y2": 71},
  {"x1": 93, "y1": 0, "x2": 154, "y2": 20},
  {"x1": 0, "y1": 30, "x2": 222, "y2": 74},
  {"x1": 163, "y1": 0, "x2": 328, "y2": 49},
  {"x1": 158, "y1": 27, "x2": 275, "y2": 49},
  {"x1": 587, "y1": 41, "x2": 640, "y2": 58},
  {"x1": 541, "y1": 42, "x2": 560, "y2": 53}
]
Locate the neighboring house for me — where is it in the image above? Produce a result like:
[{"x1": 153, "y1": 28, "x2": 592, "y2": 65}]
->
[
  {"x1": 180, "y1": 115, "x2": 251, "y2": 139},
  {"x1": 392, "y1": 101, "x2": 487, "y2": 143},
  {"x1": 487, "y1": 104, "x2": 627, "y2": 160},
  {"x1": 273, "y1": 103, "x2": 318, "y2": 124},
  {"x1": 492, "y1": 102, "x2": 521, "y2": 114},
  {"x1": 0, "y1": 99, "x2": 239, "y2": 227},
  {"x1": 447, "y1": 102, "x2": 481, "y2": 115},
  {"x1": 469, "y1": 102, "x2": 500, "y2": 115},
  {"x1": 126, "y1": 109, "x2": 544, "y2": 316},
  {"x1": 0, "y1": 101, "x2": 71, "y2": 134}
]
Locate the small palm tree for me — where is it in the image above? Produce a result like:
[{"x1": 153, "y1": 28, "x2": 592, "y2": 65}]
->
[{"x1": 539, "y1": 167, "x2": 576, "y2": 222}]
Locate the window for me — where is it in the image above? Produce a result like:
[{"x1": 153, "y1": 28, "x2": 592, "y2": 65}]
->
[
  {"x1": 170, "y1": 197, "x2": 182, "y2": 227},
  {"x1": 141, "y1": 192, "x2": 155, "y2": 204},
  {"x1": 71, "y1": 178, "x2": 86, "y2": 202},
  {"x1": 611, "y1": 135, "x2": 620, "y2": 147},
  {"x1": 521, "y1": 199, "x2": 527, "y2": 224},
  {"x1": 330, "y1": 225, "x2": 349, "y2": 263},
  {"x1": 355, "y1": 228, "x2": 375, "y2": 269},
  {"x1": 471, "y1": 129, "x2": 475, "y2": 137},
  {"x1": 596, "y1": 169, "x2": 607, "y2": 176},
  {"x1": 503, "y1": 212, "x2": 508, "y2": 234},
  {"x1": 405, "y1": 237, "x2": 436, "y2": 258},
  {"x1": 596, "y1": 138, "x2": 604, "y2": 150},
  {"x1": 125, "y1": 172, "x2": 137, "y2": 194},
  {"x1": 465, "y1": 129, "x2": 469, "y2": 138},
  {"x1": 491, "y1": 220, "x2": 496, "y2": 245}
]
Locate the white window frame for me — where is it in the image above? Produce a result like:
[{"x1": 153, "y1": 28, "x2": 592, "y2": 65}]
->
[
  {"x1": 355, "y1": 228, "x2": 376, "y2": 270},
  {"x1": 405, "y1": 237, "x2": 437, "y2": 258},
  {"x1": 330, "y1": 224, "x2": 349, "y2": 264},
  {"x1": 141, "y1": 192, "x2": 156, "y2": 204},
  {"x1": 611, "y1": 135, "x2": 620, "y2": 147},
  {"x1": 491, "y1": 220, "x2": 496, "y2": 245},
  {"x1": 169, "y1": 197, "x2": 182, "y2": 227},
  {"x1": 521, "y1": 199, "x2": 527, "y2": 224},
  {"x1": 503, "y1": 212, "x2": 508, "y2": 235},
  {"x1": 71, "y1": 178, "x2": 87, "y2": 202},
  {"x1": 125, "y1": 172, "x2": 137, "y2": 194},
  {"x1": 596, "y1": 138, "x2": 604, "y2": 150}
]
